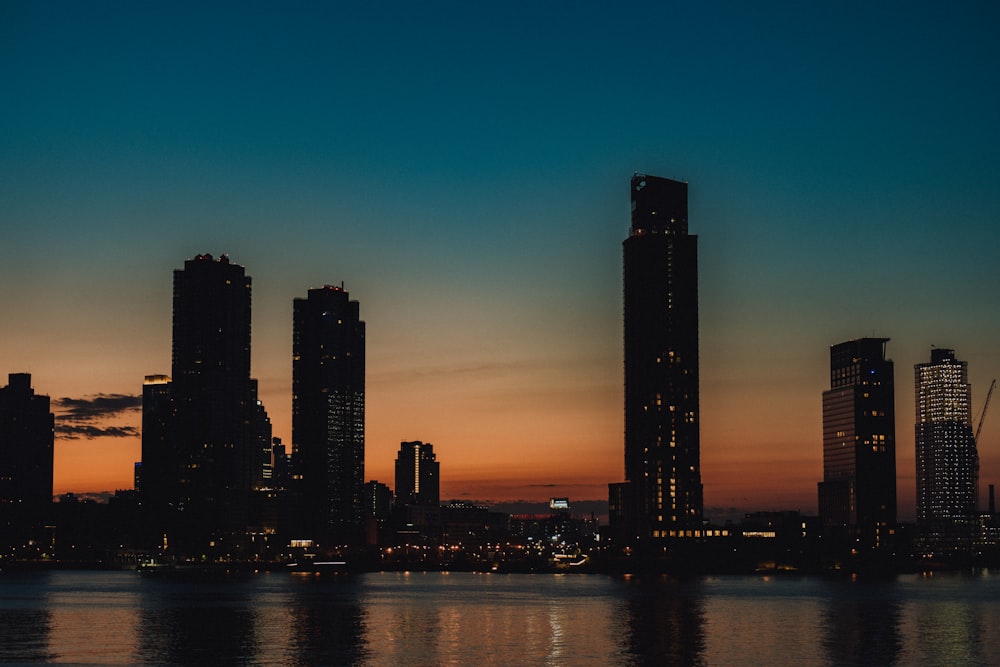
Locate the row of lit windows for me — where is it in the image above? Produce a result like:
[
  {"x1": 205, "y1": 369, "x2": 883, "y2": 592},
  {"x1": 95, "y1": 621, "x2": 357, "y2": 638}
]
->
[{"x1": 650, "y1": 529, "x2": 729, "y2": 538}]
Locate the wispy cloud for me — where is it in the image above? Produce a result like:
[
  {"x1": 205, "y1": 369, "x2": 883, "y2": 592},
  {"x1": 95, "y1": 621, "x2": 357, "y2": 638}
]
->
[
  {"x1": 53, "y1": 394, "x2": 142, "y2": 440},
  {"x1": 55, "y1": 394, "x2": 142, "y2": 420},
  {"x1": 56, "y1": 424, "x2": 141, "y2": 440}
]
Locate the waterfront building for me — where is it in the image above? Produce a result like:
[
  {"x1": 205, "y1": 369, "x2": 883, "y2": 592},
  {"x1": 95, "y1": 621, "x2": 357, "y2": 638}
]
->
[
  {"x1": 292, "y1": 285, "x2": 366, "y2": 545},
  {"x1": 818, "y1": 338, "x2": 897, "y2": 552},
  {"x1": 611, "y1": 173, "x2": 703, "y2": 543},
  {"x1": 363, "y1": 480, "x2": 393, "y2": 546},
  {"x1": 0, "y1": 373, "x2": 54, "y2": 550},
  {"x1": 915, "y1": 348, "x2": 978, "y2": 556},
  {"x1": 364, "y1": 480, "x2": 393, "y2": 522},
  {"x1": 139, "y1": 373, "x2": 172, "y2": 545},
  {"x1": 394, "y1": 440, "x2": 440, "y2": 508},
  {"x1": 141, "y1": 254, "x2": 264, "y2": 553},
  {"x1": 249, "y1": 378, "x2": 273, "y2": 490},
  {"x1": 172, "y1": 254, "x2": 257, "y2": 548},
  {"x1": 440, "y1": 501, "x2": 508, "y2": 547}
]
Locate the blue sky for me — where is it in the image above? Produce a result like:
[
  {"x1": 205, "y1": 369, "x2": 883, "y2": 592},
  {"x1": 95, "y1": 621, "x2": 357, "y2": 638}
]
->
[{"x1": 2, "y1": 1, "x2": 999, "y2": 516}]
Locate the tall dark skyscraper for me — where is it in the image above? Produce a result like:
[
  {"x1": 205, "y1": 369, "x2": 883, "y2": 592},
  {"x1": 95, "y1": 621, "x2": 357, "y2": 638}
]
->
[
  {"x1": 292, "y1": 285, "x2": 366, "y2": 545},
  {"x1": 141, "y1": 254, "x2": 261, "y2": 552},
  {"x1": 612, "y1": 173, "x2": 703, "y2": 543},
  {"x1": 0, "y1": 373, "x2": 54, "y2": 548},
  {"x1": 139, "y1": 373, "x2": 173, "y2": 546},
  {"x1": 818, "y1": 338, "x2": 897, "y2": 552},
  {"x1": 915, "y1": 348, "x2": 978, "y2": 555},
  {"x1": 394, "y1": 440, "x2": 440, "y2": 508}
]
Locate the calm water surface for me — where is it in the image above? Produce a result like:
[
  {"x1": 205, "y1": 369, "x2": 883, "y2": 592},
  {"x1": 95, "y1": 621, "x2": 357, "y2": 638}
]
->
[{"x1": 1, "y1": 569, "x2": 999, "y2": 665}]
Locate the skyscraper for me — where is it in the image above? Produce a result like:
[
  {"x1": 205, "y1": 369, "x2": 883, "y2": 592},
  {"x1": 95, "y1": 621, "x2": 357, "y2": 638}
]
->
[
  {"x1": 394, "y1": 440, "x2": 440, "y2": 508},
  {"x1": 364, "y1": 480, "x2": 393, "y2": 522},
  {"x1": 818, "y1": 338, "x2": 896, "y2": 552},
  {"x1": 248, "y1": 378, "x2": 273, "y2": 490},
  {"x1": 292, "y1": 285, "x2": 366, "y2": 544},
  {"x1": 915, "y1": 348, "x2": 978, "y2": 555},
  {"x1": 612, "y1": 173, "x2": 703, "y2": 543},
  {"x1": 139, "y1": 373, "x2": 173, "y2": 545},
  {"x1": 141, "y1": 253, "x2": 261, "y2": 552},
  {"x1": 0, "y1": 373, "x2": 54, "y2": 549}
]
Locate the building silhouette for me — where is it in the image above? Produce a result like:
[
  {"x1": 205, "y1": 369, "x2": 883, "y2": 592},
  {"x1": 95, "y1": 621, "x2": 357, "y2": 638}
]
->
[
  {"x1": 394, "y1": 440, "x2": 440, "y2": 508},
  {"x1": 610, "y1": 174, "x2": 703, "y2": 543},
  {"x1": 0, "y1": 373, "x2": 54, "y2": 551},
  {"x1": 292, "y1": 285, "x2": 366, "y2": 545},
  {"x1": 365, "y1": 480, "x2": 393, "y2": 522},
  {"x1": 249, "y1": 378, "x2": 273, "y2": 491},
  {"x1": 139, "y1": 373, "x2": 173, "y2": 548},
  {"x1": 915, "y1": 348, "x2": 978, "y2": 556},
  {"x1": 363, "y1": 479, "x2": 393, "y2": 545},
  {"x1": 141, "y1": 254, "x2": 263, "y2": 554},
  {"x1": 818, "y1": 338, "x2": 897, "y2": 553}
]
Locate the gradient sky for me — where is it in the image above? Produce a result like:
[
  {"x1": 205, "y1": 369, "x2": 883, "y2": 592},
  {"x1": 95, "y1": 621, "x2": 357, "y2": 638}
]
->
[{"x1": 2, "y1": 2, "x2": 999, "y2": 520}]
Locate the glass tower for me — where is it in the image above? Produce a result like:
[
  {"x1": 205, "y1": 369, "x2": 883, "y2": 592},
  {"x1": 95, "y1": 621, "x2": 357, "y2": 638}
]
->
[
  {"x1": 818, "y1": 338, "x2": 896, "y2": 553},
  {"x1": 915, "y1": 348, "x2": 978, "y2": 556}
]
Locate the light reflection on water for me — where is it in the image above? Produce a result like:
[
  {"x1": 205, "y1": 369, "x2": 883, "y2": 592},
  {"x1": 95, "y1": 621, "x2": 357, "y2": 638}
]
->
[{"x1": 0, "y1": 570, "x2": 999, "y2": 665}]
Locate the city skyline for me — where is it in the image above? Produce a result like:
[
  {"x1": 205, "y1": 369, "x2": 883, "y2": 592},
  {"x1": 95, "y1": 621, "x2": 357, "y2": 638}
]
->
[{"x1": 3, "y1": 3, "x2": 999, "y2": 519}]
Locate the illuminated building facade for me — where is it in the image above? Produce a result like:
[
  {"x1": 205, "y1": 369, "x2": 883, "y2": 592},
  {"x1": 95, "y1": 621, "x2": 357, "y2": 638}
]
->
[
  {"x1": 0, "y1": 373, "x2": 54, "y2": 548},
  {"x1": 915, "y1": 348, "x2": 978, "y2": 555},
  {"x1": 394, "y1": 440, "x2": 440, "y2": 508},
  {"x1": 292, "y1": 285, "x2": 366, "y2": 544},
  {"x1": 818, "y1": 338, "x2": 896, "y2": 552},
  {"x1": 612, "y1": 173, "x2": 703, "y2": 543}
]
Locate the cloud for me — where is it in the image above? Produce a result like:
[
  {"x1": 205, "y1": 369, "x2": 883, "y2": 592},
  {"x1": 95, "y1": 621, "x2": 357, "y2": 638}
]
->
[
  {"x1": 53, "y1": 393, "x2": 142, "y2": 440},
  {"x1": 54, "y1": 394, "x2": 142, "y2": 421},
  {"x1": 55, "y1": 424, "x2": 141, "y2": 440}
]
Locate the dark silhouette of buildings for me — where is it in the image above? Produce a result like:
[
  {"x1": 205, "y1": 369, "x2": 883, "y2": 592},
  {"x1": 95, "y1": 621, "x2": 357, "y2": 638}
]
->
[
  {"x1": 249, "y1": 378, "x2": 274, "y2": 491},
  {"x1": 140, "y1": 254, "x2": 265, "y2": 555},
  {"x1": 365, "y1": 480, "x2": 393, "y2": 520},
  {"x1": 390, "y1": 440, "x2": 441, "y2": 545},
  {"x1": 0, "y1": 373, "x2": 54, "y2": 552},
  {"x1": 268, "y1": 437, "x2": 291, "y2": 487},
  {"x1": 610, "y1": 173, "x2": 703, "y2": 544},
  {"x1": 915, "y1": 348, "x2": 979, "y2": 556},
  {"x1": 363, "y1": 480, "x2": 393, "y2": 545},
  {"x1": 394, "y1": 440, "x2": 440, "y2": 508},
  {"x1": 292, "y1": 285, "x2": 366, "y2": 545},
  {"x1": 818, "y1": 338, "x2": 897, "y2": 554},
  {"x1": 138, "y1": 373, "x2": 172, "y2": 549}
]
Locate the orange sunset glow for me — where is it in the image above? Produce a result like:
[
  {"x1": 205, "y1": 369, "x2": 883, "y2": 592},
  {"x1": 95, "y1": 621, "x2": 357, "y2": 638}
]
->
[{"x1": 6, "y1": 1, "x2": 999, "y2": 526}]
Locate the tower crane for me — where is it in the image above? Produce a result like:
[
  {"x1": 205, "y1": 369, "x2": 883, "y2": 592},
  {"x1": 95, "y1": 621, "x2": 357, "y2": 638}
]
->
[{"x1": 975, "y1": 379, "x2": 996, "y2": 445}]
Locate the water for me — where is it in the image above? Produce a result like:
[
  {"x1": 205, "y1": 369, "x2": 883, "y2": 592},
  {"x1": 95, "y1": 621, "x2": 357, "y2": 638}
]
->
[{"x1": 1, "y1": 570, "x2": 999, "y2": 666}]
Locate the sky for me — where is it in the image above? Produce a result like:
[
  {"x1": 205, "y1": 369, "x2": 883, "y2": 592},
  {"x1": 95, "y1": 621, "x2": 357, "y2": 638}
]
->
[{"x1": 2, "y1": 1, "x2": 999, "y2": 521}]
